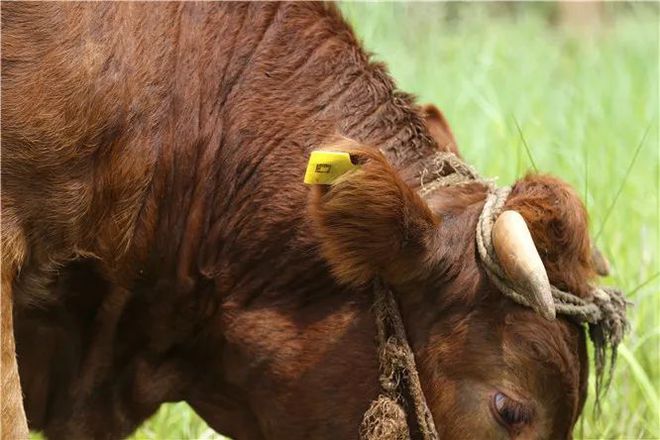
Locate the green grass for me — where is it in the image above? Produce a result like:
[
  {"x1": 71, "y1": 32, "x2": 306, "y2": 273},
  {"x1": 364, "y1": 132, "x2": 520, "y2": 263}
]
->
[
  {"x1": 130, "y1": 403, "x2": 222, "y2": 440},
  {"x1": 36, "y1": 3, "x2": 660, "y2": 439}
]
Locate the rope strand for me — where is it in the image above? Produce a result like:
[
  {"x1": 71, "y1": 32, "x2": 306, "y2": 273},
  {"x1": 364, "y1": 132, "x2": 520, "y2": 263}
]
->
[{"x1": 360, "y1": 281, "x2": 439, "y2": 440}]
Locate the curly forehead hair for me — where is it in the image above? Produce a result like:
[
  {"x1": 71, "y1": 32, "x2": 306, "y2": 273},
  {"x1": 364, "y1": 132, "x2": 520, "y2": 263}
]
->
[{"x1": 504, "y1": 174, "x2": 596, "y2": 299}]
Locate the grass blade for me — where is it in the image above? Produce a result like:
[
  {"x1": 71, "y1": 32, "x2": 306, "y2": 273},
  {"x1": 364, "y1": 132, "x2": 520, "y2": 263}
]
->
[
  {"x1": 513, "y1": 116, "x2": 539, "y2": 172},
  {"x1": 618, "y1": 344, "x2": 660, "y2": 435},
  {"x1": 594, "y1": 124, "x2": 652, "y2": 241}
]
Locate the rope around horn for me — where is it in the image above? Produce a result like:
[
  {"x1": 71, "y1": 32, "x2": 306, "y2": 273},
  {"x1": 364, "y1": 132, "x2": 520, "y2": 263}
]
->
[
  {"x1": 420, "y1": 152, "x2": 629, "y2": 402},
  {"x1": 476, "y1": 184, "x2": 629, "y2": 409}
]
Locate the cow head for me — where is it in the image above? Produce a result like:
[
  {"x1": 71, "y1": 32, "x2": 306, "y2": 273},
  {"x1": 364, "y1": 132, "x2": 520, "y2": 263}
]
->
[{"x1": 309, "y1": 141, "x2": 604, "y2": 439}]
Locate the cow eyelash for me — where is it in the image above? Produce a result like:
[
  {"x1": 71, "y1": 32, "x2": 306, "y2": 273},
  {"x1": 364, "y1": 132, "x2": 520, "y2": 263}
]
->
[{"x1": 491, "y1": 392, "x2": 533, "y2": 431}]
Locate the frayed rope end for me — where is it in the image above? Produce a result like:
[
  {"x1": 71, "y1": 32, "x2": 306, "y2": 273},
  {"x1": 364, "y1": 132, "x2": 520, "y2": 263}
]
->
[{"x1": 360, "y1": 395, "x2": 409, "y2": 440}]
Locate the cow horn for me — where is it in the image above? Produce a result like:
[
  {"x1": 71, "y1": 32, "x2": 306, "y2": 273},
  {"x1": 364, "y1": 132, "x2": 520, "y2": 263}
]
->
[{"x1": 492, "y1": 210, "x2": 556, "y2": 320}]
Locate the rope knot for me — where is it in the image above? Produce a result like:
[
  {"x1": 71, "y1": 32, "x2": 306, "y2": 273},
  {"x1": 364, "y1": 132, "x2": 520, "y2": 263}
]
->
[
  {"x1": 360, "y1": 395, "x2": 409, "y2": 440},
  {"x1": 379, "y1": 338, "x2": 407, "y2": 393},
  {"x1": 588, "y1": 286, "x2": 630, "y2": 411},
  {"x1": 590, "y1": 286, "x2": 629, "y2": 347}
]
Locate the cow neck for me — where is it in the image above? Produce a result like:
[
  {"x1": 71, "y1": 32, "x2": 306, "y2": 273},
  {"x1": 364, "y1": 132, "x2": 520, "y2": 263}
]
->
[
  {"x1": 373, "y1": 102, "x2": 439, "y2": 174},
  {"x1": 325, "y1": 62, "x2": 439, "y2": 171}
]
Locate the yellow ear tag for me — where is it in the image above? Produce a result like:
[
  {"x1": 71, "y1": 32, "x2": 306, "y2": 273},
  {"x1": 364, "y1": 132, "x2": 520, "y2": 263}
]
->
[{"x1": 303, "y1": 151, "x2": 358, "y2": 185}]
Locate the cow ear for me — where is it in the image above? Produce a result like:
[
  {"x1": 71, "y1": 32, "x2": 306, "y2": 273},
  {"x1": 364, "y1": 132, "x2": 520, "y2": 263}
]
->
[
  {"x1": 308, "y1": 140, "x2": 439, "y2": 286},
  {"x1": 422, "y1": 104, "x2": 460, "y2": 157}
]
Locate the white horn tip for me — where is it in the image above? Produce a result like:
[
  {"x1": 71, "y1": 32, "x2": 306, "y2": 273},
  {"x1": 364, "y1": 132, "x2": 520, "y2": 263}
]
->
[
  {"x1": 535, "y1": 291, "x2": 557, "y2": 321},
  {"x1": 542, "y1": 308, "x2": 557, "y2": 321}
]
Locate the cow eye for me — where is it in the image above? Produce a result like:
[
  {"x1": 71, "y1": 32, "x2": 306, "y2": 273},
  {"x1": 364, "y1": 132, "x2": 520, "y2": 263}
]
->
[{"x1": 491, "y1": 392, "x2": 533, "y2": 430}]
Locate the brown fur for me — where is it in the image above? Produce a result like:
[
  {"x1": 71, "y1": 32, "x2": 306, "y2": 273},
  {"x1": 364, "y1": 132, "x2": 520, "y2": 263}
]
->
[
  {"x1": 506, "y1": 174, "x2": 596, "y2": 298},
  {"x1": 3, "y1": 3, "x2": 598, "y2": 439}
]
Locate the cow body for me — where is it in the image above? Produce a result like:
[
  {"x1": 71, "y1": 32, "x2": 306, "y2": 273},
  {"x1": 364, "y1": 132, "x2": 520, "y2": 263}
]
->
[
  {"x1": 3, "y1": 3, "x2": 436, "y2": 439},
  {"x1": 2, "y1": 3, "x2": 602, "y2": 440}
]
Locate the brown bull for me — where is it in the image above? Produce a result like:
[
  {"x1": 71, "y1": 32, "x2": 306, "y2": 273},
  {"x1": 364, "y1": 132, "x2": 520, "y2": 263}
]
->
[{"x1": 1, "y1": 3, "x2": 622, "y2": 440}]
